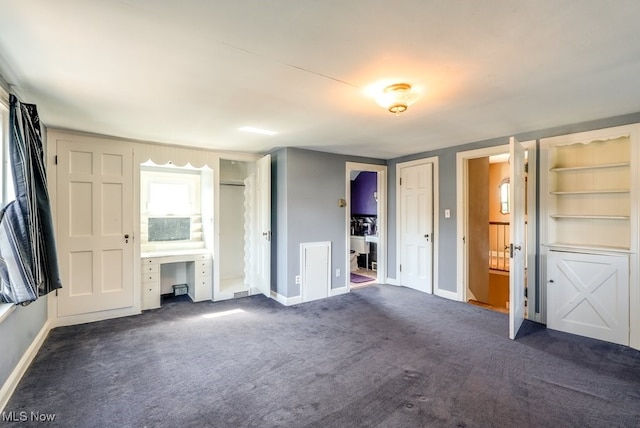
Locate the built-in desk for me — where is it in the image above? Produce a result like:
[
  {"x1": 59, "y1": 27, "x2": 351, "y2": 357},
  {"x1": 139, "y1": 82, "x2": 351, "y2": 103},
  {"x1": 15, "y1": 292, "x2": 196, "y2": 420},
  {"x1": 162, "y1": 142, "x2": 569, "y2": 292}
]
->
[{"x1": 140, "y1": 249, "x2": 212, "y2": 310}]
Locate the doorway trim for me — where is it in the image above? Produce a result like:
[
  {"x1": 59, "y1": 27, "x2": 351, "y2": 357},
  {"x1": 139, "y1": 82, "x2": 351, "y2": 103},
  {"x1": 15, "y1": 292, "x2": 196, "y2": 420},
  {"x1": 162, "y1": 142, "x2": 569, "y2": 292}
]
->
[
  {"x1": 395, "y1": 157, "x2": 440, "y2": 295},
  {"x1": 456, "y1": 142, "x2": 539, "y2": 320},
  {"x1": 345, "y1": 162, "x2": 387, "y2": 290}
]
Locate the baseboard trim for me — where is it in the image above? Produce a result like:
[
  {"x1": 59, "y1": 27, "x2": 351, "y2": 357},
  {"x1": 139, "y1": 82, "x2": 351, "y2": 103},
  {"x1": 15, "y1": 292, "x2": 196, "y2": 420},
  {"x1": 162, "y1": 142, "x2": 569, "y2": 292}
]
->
[
  {"x1": 0, "y1": 320, "x2": 51, "y2": 412},
  {"x1": 270, "y1": 291, "x2": 303, "y2": 306},
  {"x1": 385, "y1": 277, "x2": 400, "y2": 286},
  {"x1": 329, "y1": 286, "x2": 349, "y2": 297},
  {"x1": 50, "y1": 307, "x2": 140, "y2": 329},
  {"x1": 435, "y1": 288, "x2": 461, "y2": 301}
]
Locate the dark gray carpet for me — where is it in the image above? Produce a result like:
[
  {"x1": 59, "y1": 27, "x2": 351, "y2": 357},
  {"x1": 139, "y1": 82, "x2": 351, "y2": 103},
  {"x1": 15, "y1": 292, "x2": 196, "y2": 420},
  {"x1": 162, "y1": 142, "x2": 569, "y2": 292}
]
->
[{"x1": 4, "y1": 285, "x2": 640, "y2": 427}]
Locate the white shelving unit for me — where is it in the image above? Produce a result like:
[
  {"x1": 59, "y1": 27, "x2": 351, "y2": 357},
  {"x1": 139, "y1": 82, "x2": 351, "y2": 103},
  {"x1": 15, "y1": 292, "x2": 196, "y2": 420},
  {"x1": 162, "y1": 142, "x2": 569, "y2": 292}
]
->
[
  {"x1": 540, "y1": 124, "x2": 640, "y2": 348},
  {"x1": 545, "y1": 135, "x2": 632, "y2": 251}
]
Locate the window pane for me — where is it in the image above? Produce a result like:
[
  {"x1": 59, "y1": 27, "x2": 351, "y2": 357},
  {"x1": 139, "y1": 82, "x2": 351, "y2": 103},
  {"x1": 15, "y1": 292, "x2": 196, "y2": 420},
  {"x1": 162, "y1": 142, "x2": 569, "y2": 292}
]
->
[{"x1": 149, "y1": 182, "x2": 190, "y2": 214}]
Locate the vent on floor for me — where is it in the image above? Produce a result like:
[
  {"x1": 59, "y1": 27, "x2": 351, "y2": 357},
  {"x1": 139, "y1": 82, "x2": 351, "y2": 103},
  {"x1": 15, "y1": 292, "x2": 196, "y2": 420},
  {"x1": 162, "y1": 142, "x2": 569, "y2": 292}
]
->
[{"x1": 234, "y1": 291, "x2": 249, "y2": 298}]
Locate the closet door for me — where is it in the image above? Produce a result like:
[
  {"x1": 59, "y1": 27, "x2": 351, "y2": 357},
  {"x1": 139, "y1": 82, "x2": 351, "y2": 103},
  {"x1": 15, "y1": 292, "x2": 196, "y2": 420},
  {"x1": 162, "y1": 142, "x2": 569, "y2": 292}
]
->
[
  {"x1": 255, "y1": 154, "x2": 271, "y2": 297},
  {"x1": 399, "y1": 161, "x2": 433, "y2": 294},
  {"x1": 56, "y1": 138, "x2": 134, "y2": 317},
  {"x1": 547, "y1": 251, "x2": 629, "y2": 345}
]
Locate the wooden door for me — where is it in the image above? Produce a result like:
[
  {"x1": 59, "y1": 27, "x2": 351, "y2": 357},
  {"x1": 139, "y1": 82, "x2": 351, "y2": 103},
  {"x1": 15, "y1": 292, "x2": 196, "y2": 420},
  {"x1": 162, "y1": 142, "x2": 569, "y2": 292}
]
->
[
  {"x1": 509, "y1": 136, "x2": 526, "y2": 339},
  {"x1": 547, "y1": 251, "x2": 629, "y2": 345},
  {"x1": 255, "y1": 154, "x2": 271, "y2": 297},
  {"x1": 399, "y1": 162, "x2": 433, "y2": 293},
  {"x1": 57, "y1": 139, "x2": 134, "y2": 316}
]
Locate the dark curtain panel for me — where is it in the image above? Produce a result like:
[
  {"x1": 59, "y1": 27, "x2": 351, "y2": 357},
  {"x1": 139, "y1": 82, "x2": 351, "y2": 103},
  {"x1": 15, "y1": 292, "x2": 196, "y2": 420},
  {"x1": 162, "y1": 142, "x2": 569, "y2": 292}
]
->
[{"x1": 0, "y1": 95, "x2": 62, "y2": 304}]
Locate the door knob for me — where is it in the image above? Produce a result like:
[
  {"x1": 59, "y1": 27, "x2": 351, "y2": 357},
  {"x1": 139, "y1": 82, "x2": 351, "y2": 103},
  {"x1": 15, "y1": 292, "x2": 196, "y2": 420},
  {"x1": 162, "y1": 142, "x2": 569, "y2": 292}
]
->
[{"x1": 124, "y1": 234, "x2": 130, "y2": 243}]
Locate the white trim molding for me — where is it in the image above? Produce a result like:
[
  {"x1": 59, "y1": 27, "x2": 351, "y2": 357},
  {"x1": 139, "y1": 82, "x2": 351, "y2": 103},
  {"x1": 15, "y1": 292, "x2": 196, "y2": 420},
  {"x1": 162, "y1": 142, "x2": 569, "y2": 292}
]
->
[
  {"x1": 271, "y1": 291, "x2": 303, "y2": 306},
  {"x1": 329, "y1": 286, "x2": 349, "y2": 297},
  {"x1": 455, "y1": 141, "x2": 537, "y2": 310},
  {"x1": 345, "y1": 162, "x2": 388, "y2": 289}
]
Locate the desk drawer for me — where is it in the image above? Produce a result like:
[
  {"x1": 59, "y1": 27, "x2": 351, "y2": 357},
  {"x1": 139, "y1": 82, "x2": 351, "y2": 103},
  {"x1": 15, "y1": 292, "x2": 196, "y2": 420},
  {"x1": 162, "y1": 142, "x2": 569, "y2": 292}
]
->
[
  {"x1": 142, "y1": 282, "x2": 160, "y2": 310},
  {"x1": 141, "y1": 272, "x2": 159, "y2": 283},
  {"x1": 195, "y1": 261, "x2": 211, "y2": 277},
  {"x1": 141, "y1": 263, "x2": 159, "y2": 273}
]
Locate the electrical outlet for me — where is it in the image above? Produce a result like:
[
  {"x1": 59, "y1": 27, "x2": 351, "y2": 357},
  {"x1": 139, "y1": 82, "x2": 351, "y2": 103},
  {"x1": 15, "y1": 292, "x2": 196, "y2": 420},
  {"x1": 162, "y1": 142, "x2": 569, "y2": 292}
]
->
[
  {"x1": 445, "y1": 209, "x2": 451, "y2": 218},
  {"x1": 295, "y1": 275, "x2": 301, "y2": 284},
  {"x1": 336, "y1": 268, "x2": 341, "y2": 277}
]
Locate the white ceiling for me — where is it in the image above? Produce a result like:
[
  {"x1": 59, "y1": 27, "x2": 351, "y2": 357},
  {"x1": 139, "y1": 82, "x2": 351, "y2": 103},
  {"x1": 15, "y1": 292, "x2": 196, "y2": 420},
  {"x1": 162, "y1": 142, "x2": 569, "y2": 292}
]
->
[{"x1": 2, "y1": 1, "x2": 640, "y2": 159}]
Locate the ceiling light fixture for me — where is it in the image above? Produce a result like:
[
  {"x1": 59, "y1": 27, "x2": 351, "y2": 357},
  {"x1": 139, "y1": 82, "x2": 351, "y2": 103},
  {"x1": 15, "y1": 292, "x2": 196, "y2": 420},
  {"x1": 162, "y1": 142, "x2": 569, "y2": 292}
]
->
[
  {"x1": 375, "y1": 83, "x2": 419, "y2": 114},
  {"x1": 238, "y1": 126, "x2": 278, "y2": 136}
]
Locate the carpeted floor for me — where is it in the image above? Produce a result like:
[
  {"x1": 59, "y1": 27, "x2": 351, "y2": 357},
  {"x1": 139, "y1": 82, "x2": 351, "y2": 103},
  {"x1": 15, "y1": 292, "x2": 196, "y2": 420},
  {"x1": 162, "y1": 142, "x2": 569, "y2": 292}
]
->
[{"x1": 4, "y1": 285, "x2": 640, "y2": 427}]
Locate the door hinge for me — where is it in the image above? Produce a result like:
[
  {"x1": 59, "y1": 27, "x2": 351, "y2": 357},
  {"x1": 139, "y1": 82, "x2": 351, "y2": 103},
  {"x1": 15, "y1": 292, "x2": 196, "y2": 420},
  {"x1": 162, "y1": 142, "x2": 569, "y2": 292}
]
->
[
  {"x1": 399, "y1": 177, "x2": 402, "y2": 185},
  {"x1": 54, "y1": 155, "x2": 58, "y2": 165},
  {"x1": 463, "y1": 236, "x2": 466, "y2": 244},
  {"x1": 399, "y1": 264, "x2": 402, "y2": 272}
]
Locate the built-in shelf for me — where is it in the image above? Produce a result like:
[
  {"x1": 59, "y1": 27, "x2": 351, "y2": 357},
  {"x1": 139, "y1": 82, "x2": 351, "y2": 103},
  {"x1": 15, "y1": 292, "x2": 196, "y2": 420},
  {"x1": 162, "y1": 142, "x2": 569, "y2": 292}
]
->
[
  {"x1": 550, "y1": 162, "x2": 630, "y2": 172},
  {"x1": 543, "y1": 131, "x2": 633, "y2": 252},
  {"x1": 550, "y1": 189, "x2": 629, "y2": 195},
  {"x1": 549, "y1": 214, "x2": 630, "y2": 220},
  {"x1": 544, "y1": 242, "x2": 632, "y2": 254}
]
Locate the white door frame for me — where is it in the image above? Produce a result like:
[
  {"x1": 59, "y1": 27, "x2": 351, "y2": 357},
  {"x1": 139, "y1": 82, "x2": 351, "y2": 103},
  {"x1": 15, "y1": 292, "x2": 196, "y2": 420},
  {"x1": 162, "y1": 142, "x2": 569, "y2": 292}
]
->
[
  {"x1": 395, "y1": 157, "x2": 441, "y2": 295},
  {"x1": 456, "y1": 142, "x2": 538, "y2": 320},
  {"x1": 345, "y1": 162, "x2": 387, "y2": 289}
]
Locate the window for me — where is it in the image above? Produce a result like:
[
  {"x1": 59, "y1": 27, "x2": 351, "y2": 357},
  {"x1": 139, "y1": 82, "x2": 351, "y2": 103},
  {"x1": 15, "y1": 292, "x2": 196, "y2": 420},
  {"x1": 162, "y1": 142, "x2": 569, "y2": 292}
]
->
[
  {"x1": 499, "y1": 178, "x2": 510, "y2": 214},
  {"x1": 1, "y1": 88, "x2": 12, "y2": 208},
  {"x1": 0, "y1": 85, "x2": 15, "y2": 317}
]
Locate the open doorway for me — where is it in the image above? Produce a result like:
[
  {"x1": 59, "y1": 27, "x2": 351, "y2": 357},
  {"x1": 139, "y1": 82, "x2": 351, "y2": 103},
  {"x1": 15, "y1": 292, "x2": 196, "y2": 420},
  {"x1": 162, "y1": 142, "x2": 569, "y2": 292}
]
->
[
  {"x1": 345, "y1": 162, "x2": 387, "y2": 290},
  {"x1": 466, "y1": 153, "x2": 516, "y2": 313},
  {"x1": 457, "y1": 144, "x2": 534, "y2": 320}
]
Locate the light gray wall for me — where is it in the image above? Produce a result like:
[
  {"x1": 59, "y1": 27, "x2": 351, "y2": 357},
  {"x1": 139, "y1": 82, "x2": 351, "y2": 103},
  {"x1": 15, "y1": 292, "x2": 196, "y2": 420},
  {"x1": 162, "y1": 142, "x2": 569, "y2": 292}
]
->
[
  {"x1": 387, "y1": 111, "x2": 640, "y2": 294},
  {"x1": 271, "y1": 147, "x2": 384, "y2": 298},
  {"x1": 270, "y1": 148, "x2": 288, "y2": 296},
  {"x1": 0, "y1": 297, "x2": 48, "y2": 390}
]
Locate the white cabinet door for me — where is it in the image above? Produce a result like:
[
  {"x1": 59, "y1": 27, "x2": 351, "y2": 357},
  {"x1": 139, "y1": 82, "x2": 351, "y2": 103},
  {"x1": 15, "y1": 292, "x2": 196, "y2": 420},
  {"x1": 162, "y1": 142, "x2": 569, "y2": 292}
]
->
[
  {"x1": 547, "y1": 251, "x2": 629, "y2": 345},
  {"x1": 56, "y1": 139, "x2": 134, "y2": 316},
  {"x1": 399, "y1": 162, "x2": 433, "y2": 293}
]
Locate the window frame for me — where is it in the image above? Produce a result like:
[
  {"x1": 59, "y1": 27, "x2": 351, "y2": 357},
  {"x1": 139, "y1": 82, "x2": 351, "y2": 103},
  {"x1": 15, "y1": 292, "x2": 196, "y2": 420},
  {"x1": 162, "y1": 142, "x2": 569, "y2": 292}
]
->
[{"x1": 0, "y1": 84, "x2": 16, "y2": 317}]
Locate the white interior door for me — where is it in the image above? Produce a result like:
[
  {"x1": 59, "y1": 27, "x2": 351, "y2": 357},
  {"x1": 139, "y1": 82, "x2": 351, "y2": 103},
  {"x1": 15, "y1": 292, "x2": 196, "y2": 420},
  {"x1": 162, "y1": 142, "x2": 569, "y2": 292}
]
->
[
  {"x1": 400, "y1": 162, "x2": 433, "y2": 293},
  {"x1": 255, "y1": 154, "x2": 271, "y2": 297},
  {"x1": 547, "y1": 251, "x2": 629, "y2": 345},
  {"x1": 57, "y1": 139, "x2": 133, "y2": 317},
  {"x1": 509, "y1": 136, "x2": 526, "y2": 339}
]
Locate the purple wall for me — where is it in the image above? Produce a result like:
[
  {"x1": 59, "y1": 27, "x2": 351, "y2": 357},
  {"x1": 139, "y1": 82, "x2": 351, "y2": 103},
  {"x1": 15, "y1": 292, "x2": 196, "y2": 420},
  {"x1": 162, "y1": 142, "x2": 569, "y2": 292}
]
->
[{"x1": 351, "y1": 171, "x2": 377, "y2": 216}]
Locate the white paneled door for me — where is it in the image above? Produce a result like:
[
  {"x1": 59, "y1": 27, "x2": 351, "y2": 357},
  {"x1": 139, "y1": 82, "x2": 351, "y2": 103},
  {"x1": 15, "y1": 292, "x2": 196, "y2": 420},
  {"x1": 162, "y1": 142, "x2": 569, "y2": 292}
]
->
[
  {"x1": 547, "y1": 251, "x2": 629, "y2": 345},
  {"x1": 56, "y1": 139, "x2": 134, "y2": 317},
  {"x1": 399, "y1": 162, "x2": 433, "y2": 293},
  {"x1": 509, "y1": 136, "x2": 527, "y2": 339},
  {"x1": 256, "y1": 154, "x2": 271, "y2": 297}
]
